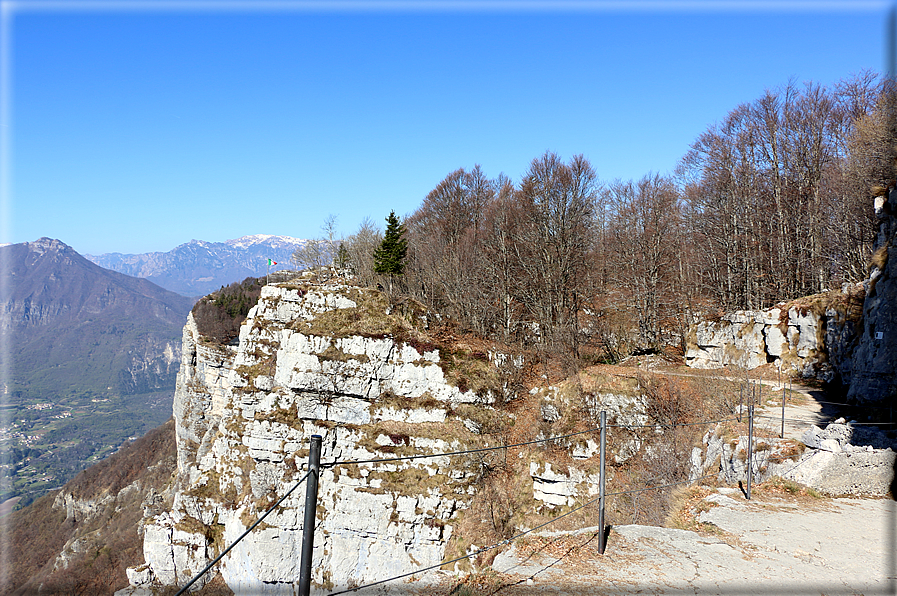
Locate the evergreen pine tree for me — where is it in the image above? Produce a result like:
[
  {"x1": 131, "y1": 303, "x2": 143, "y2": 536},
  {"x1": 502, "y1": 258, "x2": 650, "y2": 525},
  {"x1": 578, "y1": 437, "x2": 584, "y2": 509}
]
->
[
  {"x1": 373, "y1": 211, "x2": 408, "y2": 279},
  {"x1": 335, "y1": 242, "x2": 350, "y2": 270}
]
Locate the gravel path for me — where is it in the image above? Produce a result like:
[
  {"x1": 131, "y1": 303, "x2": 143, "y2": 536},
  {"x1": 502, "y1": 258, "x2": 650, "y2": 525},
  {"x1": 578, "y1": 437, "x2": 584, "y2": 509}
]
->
[
  {"x1": 488, "y1": 489, "x2": 896, "y2": 596},
  {"x1": 653, "y1": 368, "x2": 854, "y2": 442}
]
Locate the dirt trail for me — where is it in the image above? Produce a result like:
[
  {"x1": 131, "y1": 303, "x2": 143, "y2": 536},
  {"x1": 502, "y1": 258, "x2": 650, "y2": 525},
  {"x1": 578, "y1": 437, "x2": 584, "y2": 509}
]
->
[
  {"x1": 652, "y1": 367, "x2": 851, "y2": 442},
  {"x1": 483, "y1": 489, "x2": 895, "y2": 596}
]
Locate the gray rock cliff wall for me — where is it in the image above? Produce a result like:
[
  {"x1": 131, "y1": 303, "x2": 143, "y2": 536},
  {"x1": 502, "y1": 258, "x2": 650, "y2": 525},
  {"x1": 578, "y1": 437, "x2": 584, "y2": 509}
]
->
[{"x1": 847, "y1": 187, "x2": 897, "y2": 405}]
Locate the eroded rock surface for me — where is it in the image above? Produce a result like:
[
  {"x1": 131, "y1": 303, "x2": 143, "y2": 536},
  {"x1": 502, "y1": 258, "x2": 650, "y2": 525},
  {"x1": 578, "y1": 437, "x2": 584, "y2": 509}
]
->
[
  {"x1": 120, "y1": 282, "x2": 615, "y2": 595},
  {"x1": 691, "y1": 420, "x2": 896, "y2": 497},
  {"x1": 685, "y1": 302, "x2": 858, "y2": 382}
]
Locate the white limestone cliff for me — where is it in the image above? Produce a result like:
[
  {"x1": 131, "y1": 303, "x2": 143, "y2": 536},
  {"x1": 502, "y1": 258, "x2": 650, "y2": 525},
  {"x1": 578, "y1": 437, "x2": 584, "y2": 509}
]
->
[
  {"x1": 684, "y1": 294, "x2": 860, "y2": 383},
  {"x1": 119, "y1": 281, "x2": 610, "y2": 595}
]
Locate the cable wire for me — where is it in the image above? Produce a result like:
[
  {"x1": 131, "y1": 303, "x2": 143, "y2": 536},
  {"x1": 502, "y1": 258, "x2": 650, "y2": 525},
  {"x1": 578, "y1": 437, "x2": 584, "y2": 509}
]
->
[
  {"x1": 609, "y1": 416, "x2": 738, "y2": 430},
  {"x1": 328, "y1": 472, "x2": 716, "y2": 595},
  {"x1": 174, "y1": 470, "x2": 311, "y2": 596},
  {"x1": 604, "y1": 473, "x2": 719, "y2": 499},
  {"x1": 323, "y1": 426, "x2": 602, "y2": 468},
  {"x1": 329, "y1": 492, "x2": 607, "y2": 595},
  {"x1": 754, "y1": 414, "x2": 897, "y2": 426},
  {"x1": 326, "y1": 415, "x2": 743, "y2": 469}
]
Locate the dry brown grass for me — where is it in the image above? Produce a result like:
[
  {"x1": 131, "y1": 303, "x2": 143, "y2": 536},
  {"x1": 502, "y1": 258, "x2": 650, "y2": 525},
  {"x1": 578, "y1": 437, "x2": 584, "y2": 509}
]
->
[
  {"x1": 664, "y1": 485, "x2": 724, "y2": 535},
  {"x1": 754, "y1": 476, "x2": 824, "y2": 501},
  {"x1": 872, "y1": 243, "x2": 890, "y2": 271},
  {"x1": 288, "y1": 287, "x2": 432, "y2": 344}
]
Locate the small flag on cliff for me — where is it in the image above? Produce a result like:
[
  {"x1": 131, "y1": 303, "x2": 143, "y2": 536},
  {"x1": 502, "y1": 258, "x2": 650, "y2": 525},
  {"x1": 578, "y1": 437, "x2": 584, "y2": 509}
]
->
[{"x1": 266, "y1": 259, "x2": 277, "y2": 285}]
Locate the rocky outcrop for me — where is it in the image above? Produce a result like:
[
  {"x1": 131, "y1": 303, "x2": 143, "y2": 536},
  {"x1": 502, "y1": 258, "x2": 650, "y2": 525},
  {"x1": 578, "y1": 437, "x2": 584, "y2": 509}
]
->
[
  {"x1": 692, "y1": 420, "x2": 896, "y2": 496},
  {"x1": 847, "y1": 187, "x2": 897, "y2": 405},
  {"x1": 685, "y1": 290, "x2": 861, "y2": 383},
  {"x1": 529, "y1": 462, "x2": 601, "y2": 508},
  {"x1": 120, "y1": 282, "x2": 616, "y2": 594}
]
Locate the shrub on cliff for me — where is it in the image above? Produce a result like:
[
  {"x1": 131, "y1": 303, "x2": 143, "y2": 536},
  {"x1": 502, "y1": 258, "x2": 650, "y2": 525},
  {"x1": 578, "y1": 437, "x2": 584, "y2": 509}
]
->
[{"x1": 192, "y1": 277, "x2": 263, "y2": 343}]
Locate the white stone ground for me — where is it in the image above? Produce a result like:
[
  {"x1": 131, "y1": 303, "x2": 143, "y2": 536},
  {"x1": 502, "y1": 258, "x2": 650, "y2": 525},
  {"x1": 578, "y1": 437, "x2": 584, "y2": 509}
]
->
[{"x1": 484, "y1": 490, "x2": 895, "y2": 596}]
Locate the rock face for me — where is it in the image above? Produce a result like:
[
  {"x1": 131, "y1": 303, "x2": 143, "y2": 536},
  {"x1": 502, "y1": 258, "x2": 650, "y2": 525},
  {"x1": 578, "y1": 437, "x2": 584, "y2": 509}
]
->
[
  {"x1": 847, "y1": 187, "x2": 897, "y2": 405},
  {"x1": 685, "y1": 301, "x2": 857, "y2": 381},
  {"x1": 692, "y1": 420, "x2": 896, "y2": 497},
  {"x1": 133, "y1": 284, "x2": 476, "y2": 593},
  {"x1": 121, "y1": 282, "x2": 611, "y2": 594}
]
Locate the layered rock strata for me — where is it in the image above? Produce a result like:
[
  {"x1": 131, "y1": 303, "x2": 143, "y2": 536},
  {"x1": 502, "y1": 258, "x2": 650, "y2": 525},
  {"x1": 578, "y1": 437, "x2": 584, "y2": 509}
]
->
[
  {"x1": 120, "y1": 282, "x2": 613, "y2": 594},
  {"x1": 848, "y1": 186, "x2": 897, "y2": 405},
  {"x1": 685, "y1": 294, "x2": 859, "y2": 384}
]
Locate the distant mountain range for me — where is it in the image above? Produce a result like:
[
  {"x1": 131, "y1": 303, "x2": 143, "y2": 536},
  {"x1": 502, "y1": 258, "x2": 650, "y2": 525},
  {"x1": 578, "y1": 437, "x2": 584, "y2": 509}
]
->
[
  {"x1": 0, "y1": 238, "x2": 194, "y2": 505},
  {"x1": 85, "y1": 234, "x2": 307, "y2": 297}
]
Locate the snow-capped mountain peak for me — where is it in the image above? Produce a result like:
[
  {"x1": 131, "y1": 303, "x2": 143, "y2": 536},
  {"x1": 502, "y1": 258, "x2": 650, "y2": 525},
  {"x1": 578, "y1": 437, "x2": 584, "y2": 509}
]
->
[
  {"x1": 226, "y1": 235, "x2": 307, "y2": 249},
  {"x1": 86, "y1": 235, "x2": 310, "y2": 296}
]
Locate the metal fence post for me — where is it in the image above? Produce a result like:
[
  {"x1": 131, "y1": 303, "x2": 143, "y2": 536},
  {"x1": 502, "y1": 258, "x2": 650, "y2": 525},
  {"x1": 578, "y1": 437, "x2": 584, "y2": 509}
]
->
[
  {"x1": 299, "y1": 435, "x2": 323, "y2": 596},
  {"x1": 598, "y1": 410, "x2": 607, "y2": 555},
  {"x1": 781, "y1": 382, "x2": 786, "y2": 439},
  {"x1": 746, "y1": 405, "x2": 753, "y2": 501}
]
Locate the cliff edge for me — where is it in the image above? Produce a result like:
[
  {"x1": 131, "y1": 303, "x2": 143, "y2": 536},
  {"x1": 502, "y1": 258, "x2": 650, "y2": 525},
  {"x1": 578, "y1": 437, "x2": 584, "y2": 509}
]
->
[{"x1": 118, "y1": 280, "x2": 612, "y2": 594}]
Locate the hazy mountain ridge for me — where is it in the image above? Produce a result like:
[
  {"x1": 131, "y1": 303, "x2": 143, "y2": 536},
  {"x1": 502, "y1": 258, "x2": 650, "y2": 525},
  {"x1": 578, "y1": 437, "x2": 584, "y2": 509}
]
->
[
  {"x1": 2, "y1": 238, "x2": 192, "y2": 398},
  {"x1": 86, "y1": 234, "x2": 308, "y2": 297},
  {"x1": 3, "y1": 238, "x2": 190, "y2": 328},
  {"x1": 1, "y1": 238, "x2": 193, "y2": 506}
]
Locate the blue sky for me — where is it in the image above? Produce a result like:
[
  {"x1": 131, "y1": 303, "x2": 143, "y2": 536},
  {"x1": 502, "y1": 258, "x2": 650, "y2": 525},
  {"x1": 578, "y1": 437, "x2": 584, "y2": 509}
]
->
[{"x1": 2, "y1": 1, "x2": 892, "y2": 255}]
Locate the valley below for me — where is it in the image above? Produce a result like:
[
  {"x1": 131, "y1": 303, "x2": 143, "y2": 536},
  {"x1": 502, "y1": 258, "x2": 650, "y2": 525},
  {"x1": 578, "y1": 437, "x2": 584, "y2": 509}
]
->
[{"x1": 1, "y1": 389, "x2": 173, "y2": 508}]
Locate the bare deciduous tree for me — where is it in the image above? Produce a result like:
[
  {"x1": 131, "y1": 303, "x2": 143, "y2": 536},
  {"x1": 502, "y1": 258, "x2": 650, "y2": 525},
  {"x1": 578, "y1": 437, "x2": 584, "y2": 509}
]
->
[
  {"x1": 514, "y1": 152, "x2": 598, "y2": 352},
  {"x1": 291, "y1": 214, "x2": 342, "y2": 278},
  {"x1": 343, "y1": 217, "x2": 382, "y2": 287},
  {"x1": 605, "y1": 174, "x2": 682, "y2": 350}
]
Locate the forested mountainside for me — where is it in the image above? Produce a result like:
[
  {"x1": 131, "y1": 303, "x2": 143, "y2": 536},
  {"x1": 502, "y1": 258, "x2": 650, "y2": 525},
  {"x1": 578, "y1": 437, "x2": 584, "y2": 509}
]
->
[
  {"x1": 0, "y1": 239, "x2": 193, "y2": 507},
  {"x1": 86, "y1": 235, "x2": 308, "y2": 297}
]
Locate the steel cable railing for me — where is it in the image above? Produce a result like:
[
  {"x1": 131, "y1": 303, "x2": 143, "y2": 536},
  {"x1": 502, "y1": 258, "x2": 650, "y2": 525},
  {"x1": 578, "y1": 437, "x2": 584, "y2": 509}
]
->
[
  {"x1": 754, "y1": 413, "x2": 897, "y2": 426},
  {"x1": 322, "y1": 415, "x2": 745, "y2": 470},
  {"x1": 322, "y1": 426, "x2": 602, "y2": 468},
  {"x1": 609, "y1": 416, "x2": 739, "y2": 430},
  {"x1": 175, "y1": 400, "x2": 892, "y2": 595},
  {"x1": 174, "y1": 470, "x2": 311, "y2": 596},
  {"x1": 328, "y1": 471, "x2": 721, "y2": 595}
]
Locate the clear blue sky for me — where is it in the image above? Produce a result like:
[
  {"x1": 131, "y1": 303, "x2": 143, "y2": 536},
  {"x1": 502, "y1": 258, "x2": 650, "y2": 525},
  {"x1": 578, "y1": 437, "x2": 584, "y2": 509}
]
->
[{"x1": 2, "y1": 1, "x2": 892, "y2": 255}]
